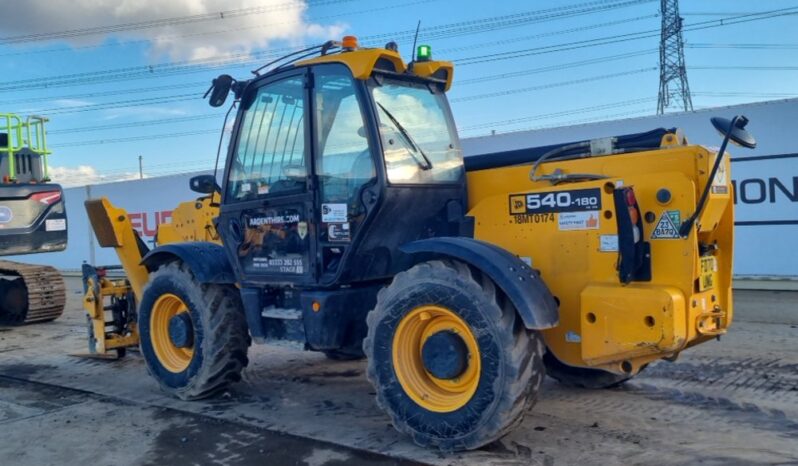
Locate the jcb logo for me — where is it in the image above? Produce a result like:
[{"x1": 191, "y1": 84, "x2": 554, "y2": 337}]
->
[{"x1": 509, "y1": 195, "x2": 526, "y2": 214}]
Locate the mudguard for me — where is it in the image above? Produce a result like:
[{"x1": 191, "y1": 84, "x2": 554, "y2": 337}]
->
[
  {"x1": 140, "y1": 242, "x2": 236, "y2": 284},
  {"x1": 400, "y1": 237, "x2": 559, "y2": 329}
]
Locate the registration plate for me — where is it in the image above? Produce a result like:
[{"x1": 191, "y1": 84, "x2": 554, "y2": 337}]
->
[{"x1": 698, "y1": 256, "x2": 717, "y2": 292}]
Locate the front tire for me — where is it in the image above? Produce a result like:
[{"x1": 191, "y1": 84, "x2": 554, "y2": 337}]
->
[
  {"x1": 364, "y1": 260, "x2": 545, "y2": 451},
  {"x1": 138, "y1": 262, "x2": 250, "y2": 400}
]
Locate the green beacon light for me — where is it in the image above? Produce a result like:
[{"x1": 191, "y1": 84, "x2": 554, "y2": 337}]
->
[{"x1": 417, "y1": 44, "x2": 432, "y2": 62}]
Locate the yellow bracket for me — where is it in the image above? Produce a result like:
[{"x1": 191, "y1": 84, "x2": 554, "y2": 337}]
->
[
  {"x1": 696, "y1": 305, "x2": 727, "y2": 336},
  {"x1": 84, "y1": 197, "x2": 150, "y2": 300},
  {"x1": 83, "y1": 275, "x2": 139, "y2": 354}
]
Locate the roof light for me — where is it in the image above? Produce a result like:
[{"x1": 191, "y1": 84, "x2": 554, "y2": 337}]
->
[
  {"x1": 342, "y1": 35, "x2": 358, "y2": 51},
  {"x1": 417, "y1": 44, "x2": 431, "y2": 62}
]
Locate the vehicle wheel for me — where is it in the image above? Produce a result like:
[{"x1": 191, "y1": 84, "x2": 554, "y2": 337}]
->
[
  {"x1": 543, "y1": 352, "x2": 635, "y2": 389},
  {"x1": 363, "y1": 260, "x2": 545, "y2": 451},
  {"x1": 138, "y1": 261, "x2": 250, "y2": 400}
]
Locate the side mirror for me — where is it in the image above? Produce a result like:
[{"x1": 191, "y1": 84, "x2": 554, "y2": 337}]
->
[
  {"x1": 711, "y1": 116, "x2": 756, "y2": 149},
  {"x1": 190, "y1": 174, "x2": 220, "y2": 194},
  {"x1": 205, "y1": 74, "x2": 234, "y2": 107}
]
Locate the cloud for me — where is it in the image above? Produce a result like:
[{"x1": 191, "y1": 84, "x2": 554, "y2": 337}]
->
[
  {"x1": 0, "y1": 0, "x2": 346, "y2": 61},
  {"x1": 50, "y1": 165, "x2": 142, "y2": 187},
  {"x1": 53, "y1": 98, "x2": 94, "y2": 108}
]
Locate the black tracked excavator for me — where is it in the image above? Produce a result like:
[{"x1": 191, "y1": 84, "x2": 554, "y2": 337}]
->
[{"x1": 0, "y1": 113, "x2": 67, "y2": 325}]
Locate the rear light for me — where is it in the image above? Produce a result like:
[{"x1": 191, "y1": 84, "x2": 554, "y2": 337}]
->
[
  {"x1": 613, "y1": 186, "x2": 651, "y2": 283},
  {"x1": 625, "y1": 189, "x2": 640, "y2": 225},
  {"x1": 625, "y1": 189, "x2": 636, "y2": 206},
  {"x1": 30, "y1": 191, "x2": 61, "y2": 205}
]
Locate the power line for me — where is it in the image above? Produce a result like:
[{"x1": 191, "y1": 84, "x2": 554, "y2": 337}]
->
[
  {"x1": 4, "y1": 13, "x2": 661, "y2": 106},
  {"x1": 49, "y1": 114, "x2": 221, "y2": 134},
  {"x1": 457, "y1": 49, "x2": 656, "y2": 85},
  {"x1": 51, "y1": 128, "x2": 219, "y2": 147},
  {"x1": 5, "y1": 5, "x2": 793, "y2": 96},
  {"x1": 25, "y1": 5, "x2": 798, "y2": 150},
  {"x1": 454, "y1": 6, "x2": 798, "y2": 66},
  {"x1": 692, "y1": 65, "x2": 798, "y2": 71},
  {"x1": 26, "y1": 93, "x2": 200, "y2": 115},
  {"x1": 451, "y1": 68, "x2": 657, "y2": 103},
  {"x1": 0, "y1": 81, "x2": 208, "y2": 106},
  {"x1": 693, "y1": 91, "x2": 798, "y2": 98},
  {"x1": 0, "y1": 0, "x2": 436, "y2": 58},
  {"x1": 459, "y1": 97, "x2": 656, "y2": 131},
  {"x1": 463, "y1": 108, "x2": 657, "y2": 137},
  {"x1": 0, "y1": 1, "x2": 657, "y2": 92},
  {"x1": 686, "y1": 43, "x2": 798, "y2": 49},
  {"x1": 0, "y1": 0, "x2": 354, "y2": 45},
  {"x1": 49, "y1": 67, "x2": 657, "y2": 144}
]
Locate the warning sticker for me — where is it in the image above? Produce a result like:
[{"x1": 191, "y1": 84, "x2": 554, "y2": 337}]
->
[
  {"x1": 651, "y1": 211, "x2": 681, "y2": 239},
  {"x1": 321, "y1": 203, "x2": 347, "y2": 223},
  {"x1": 599, "y1": 234, "x2": 619, "y2": 252},
  {"x1": 328, "y1": 222, "x2": 351, "y2": 242},
  {"x1": 558, "y1": 211, "x2": 599, "y2": 231}
]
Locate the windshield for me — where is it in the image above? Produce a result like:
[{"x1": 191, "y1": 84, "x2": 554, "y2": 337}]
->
[{"x1": 370, "y1": 78, "x2": 463, "y2": 184}]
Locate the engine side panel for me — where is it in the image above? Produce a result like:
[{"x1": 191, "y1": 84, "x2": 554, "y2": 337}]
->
[{"x1": 466, "y1": 145, "x2": 734, "y2": 374}]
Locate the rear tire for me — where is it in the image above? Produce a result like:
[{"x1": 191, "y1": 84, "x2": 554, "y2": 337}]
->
[
  {"x1": 364, "y1": 260, "x2": 545, "y2": 451},
  {"x1": 543, "y1": 352, "x2": 633, "y2": 389},
  {"x1": 138, "y1": 262, "x2": 250, "y2": 400}
]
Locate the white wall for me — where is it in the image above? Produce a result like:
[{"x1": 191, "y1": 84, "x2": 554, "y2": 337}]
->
[{"x1": 10, "y1": 99, "x2": 797, "y2": 279}]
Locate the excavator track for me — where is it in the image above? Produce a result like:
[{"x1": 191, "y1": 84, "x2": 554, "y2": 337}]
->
[{"x1": 0, "y1": 260, "x2": 66, "y2": 325}]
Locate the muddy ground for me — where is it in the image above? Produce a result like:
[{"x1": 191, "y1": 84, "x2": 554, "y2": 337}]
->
[{"x1": 0, "y1": 277, "x2": 797, "y2": 466}]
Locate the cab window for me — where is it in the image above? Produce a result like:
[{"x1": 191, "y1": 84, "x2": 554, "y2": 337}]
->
[
  {"x1": 370, "y1": 78, "x2": 463, "y2": 184},
  {"x1": 227, "y1": 76, "x2": 306, "y2": 202},
  {"x1": 313, "y1": 66, "x2": 375, "y2": 207}
]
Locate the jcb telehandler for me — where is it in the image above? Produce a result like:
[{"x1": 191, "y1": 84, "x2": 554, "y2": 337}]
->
[
  {"x1": 0, "y1": 114, "x2": 67, "y2": 325},
  {"x1": 82, "y1": 36, "x2": 754, "y2": 451}
]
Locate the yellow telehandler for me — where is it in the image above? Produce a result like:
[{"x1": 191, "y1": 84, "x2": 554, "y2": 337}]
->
[{"x1": 82, "y1": 36, "x2": 754, "y2": 451}]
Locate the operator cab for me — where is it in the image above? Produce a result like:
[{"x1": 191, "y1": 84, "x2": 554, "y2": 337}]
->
[{"x1": 210, "y1": 38, "x2": 467, "y2": 289}]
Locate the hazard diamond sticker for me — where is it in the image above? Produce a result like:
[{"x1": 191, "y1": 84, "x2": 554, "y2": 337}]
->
[{"x1": 651, "y1": 210, "x2": 681, "y2": 239}]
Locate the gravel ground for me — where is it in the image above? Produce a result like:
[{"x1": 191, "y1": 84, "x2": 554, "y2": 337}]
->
[{"x1": 0, "y1": 278, "x2": 796, "y2": 466}]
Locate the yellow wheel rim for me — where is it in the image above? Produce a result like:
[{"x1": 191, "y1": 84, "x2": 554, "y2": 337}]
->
[
  {"x1": 150, "y1": 293, "x2": 194, "y2": 373},
  {"x1": 392, "y1": 305, "x2": 481, "y2": 413}
]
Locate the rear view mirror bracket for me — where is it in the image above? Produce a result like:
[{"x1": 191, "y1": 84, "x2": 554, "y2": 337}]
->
[
  {"x1": 204, "y1": 74, "x2": 235, "y2": 107},
  {"x1": 190, "y1": 174, "x2": 221, "y2": 195}
]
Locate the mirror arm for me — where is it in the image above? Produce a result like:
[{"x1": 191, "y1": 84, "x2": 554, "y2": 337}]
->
[{"x1": 679, "y1": 115, "x2": 738, "y2": 238}]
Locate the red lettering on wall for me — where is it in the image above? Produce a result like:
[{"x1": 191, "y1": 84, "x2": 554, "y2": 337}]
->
[{"x1": 128, "y1": 210, "x2": 174, "y2": 239}]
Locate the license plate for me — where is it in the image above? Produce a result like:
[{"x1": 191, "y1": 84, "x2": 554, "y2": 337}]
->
[{"x1": 698, "y1": 256, "x2": 717, "y2": 292}]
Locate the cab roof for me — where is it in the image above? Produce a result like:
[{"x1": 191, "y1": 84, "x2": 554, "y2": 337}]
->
[{"x1": 295, "y1": 44, "x2": 454, "y2": 91}]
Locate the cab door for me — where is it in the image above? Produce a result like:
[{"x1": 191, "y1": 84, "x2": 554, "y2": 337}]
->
[
  {"x1": 310, "y1": 64, "x2": 379, "y2": 284},
  {"x1": 218, "y1": 70, "x2": 316, "y2": 286}
]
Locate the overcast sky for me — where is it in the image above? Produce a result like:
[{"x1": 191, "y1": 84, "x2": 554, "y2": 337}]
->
[{"x1": 0, "y1": 0, "x2": 796, "y2": 186}]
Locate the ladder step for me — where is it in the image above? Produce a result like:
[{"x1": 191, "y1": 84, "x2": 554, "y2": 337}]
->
[{"x1": 261, "y1": 307, "x2": 302, "y2": 320}]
